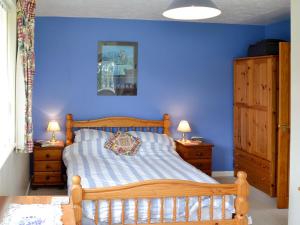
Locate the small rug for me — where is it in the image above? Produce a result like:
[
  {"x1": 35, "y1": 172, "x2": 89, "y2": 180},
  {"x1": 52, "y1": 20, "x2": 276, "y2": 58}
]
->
[{"x1": 0, "y1": 204, "x2": 62, "y2": 225}]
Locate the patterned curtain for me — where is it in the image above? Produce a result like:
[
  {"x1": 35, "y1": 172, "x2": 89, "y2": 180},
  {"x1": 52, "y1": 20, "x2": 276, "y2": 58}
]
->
[{"x1": 16, "y1": 0, "x2": 36, "y2": 153}]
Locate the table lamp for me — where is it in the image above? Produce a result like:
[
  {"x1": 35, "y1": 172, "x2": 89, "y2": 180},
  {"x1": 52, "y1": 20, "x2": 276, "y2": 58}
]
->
[
  {"x1": 47, "y1": 120, "x2": 60, "y2": 143},
  {"x1": 177, "y1": 120, "x2": 191, "y2": 142}
]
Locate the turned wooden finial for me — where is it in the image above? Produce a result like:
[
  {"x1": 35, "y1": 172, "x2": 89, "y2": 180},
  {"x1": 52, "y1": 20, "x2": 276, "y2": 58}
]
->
[
  {"x1": 235, "y1": 171, "x2": 249, "y2": 225},
  {"x1": 163, "y1": 114, "x2": 171, "y2": 136},
  {"x1": 72, "y1": 175, "x2": 81, "y2": 186},
  {"x1": 72, "y1": 175, "x2": 83, "y2": 225}
]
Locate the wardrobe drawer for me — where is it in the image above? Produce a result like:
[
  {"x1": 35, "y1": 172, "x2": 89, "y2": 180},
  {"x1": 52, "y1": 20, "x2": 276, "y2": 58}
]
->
[
  {"x1": 34, "y1": 161, "x2": 61, "y2": 172},
  {"x1": 235, "y1": 149, "x2": 271, "y2": 172},
  {"x1": 234, "y1": 149, "x2": 275, "y2": 196}
]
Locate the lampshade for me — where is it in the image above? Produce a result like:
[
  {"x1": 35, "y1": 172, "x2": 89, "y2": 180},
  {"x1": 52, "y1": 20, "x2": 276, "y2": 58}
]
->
[
  {"x1": 162, "y1": 0, "x2": 221, "y2": 20},
  {"x1": 47, "y1": 120, "x2": 60, "y2": 132},
  {"x1": 177, "y1": 120, "x2": 192, "y2": 132}
]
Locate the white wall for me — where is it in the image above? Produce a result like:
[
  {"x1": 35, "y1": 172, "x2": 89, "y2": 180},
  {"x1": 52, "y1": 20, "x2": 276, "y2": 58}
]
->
[
  {"x1": 288, "y1": 0, "x2": 300, "y2": 224},
  {"x1": 0, "y1": 152, "x2": 30, "y2": 195}
]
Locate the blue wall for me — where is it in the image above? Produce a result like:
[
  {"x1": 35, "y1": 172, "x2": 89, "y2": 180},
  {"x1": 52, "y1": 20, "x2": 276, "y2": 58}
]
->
[
  {"x1": 265, "y1": 20, "x2": 291, "y2": 40},
  {"x1": 33, "y1": 17, "x2": 267, "y2": 171}
]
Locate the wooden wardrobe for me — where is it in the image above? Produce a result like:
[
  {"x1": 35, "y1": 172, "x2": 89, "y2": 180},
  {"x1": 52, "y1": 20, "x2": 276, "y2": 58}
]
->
[{"x1": 234, "y1": 42, "x2": 290, "y2": 208}]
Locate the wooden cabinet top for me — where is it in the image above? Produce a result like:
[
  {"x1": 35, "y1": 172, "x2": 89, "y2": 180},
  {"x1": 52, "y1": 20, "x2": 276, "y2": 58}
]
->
[
  {"x1": 34, "y1": 141, "x2": 65, "y2": 151},
  {"x1": 234, "y1": 55, "x2": 278, "y2": 61},
  {"x1": 175, "y1": 140, "x2": 214, "y2": 148}
]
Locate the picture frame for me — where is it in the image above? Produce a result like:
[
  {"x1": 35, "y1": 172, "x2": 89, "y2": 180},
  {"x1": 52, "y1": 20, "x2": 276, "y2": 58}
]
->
[{"x1": 97, "y1": 41, "x2": 138, "y2": 96}]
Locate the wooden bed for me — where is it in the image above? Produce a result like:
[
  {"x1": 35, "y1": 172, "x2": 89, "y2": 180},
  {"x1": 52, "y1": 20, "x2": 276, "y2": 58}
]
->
[{"x1": 66, "y1": 113, "x2": 249, "y2": 225}]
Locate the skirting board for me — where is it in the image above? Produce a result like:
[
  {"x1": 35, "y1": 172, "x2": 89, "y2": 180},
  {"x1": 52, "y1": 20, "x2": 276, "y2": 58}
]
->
[
  {"x1": 212, "y1": 171, "x2": 234, "y2": 177},
  {"x1": 25, "y1": 178, "x2": 31, "y2": 195}
]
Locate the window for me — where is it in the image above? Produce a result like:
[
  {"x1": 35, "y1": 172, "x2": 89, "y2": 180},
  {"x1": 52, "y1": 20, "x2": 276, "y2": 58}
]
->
[{"x1": 0, "y1": 0, "x2": 16, "y2": 168}]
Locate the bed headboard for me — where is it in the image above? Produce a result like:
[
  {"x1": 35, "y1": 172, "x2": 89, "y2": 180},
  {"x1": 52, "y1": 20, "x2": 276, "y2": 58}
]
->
[{"x1": 65, "y1": 114, "x2": 171, "y2": 146}]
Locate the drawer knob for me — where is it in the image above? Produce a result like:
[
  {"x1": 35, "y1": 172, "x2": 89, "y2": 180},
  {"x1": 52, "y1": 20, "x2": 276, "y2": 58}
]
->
[
  {"x1": 46, "y1": 154, "x2": 50, "y2": 158},
  {"x1": 196, "y1": 152, "x2": 203, "y2": 157},
  {"x1": 46, "y1": 165, "x2": 51, "y2": 169},
  {"x1": 46, "y1": 176, "x2": 50, "y2": 180}
]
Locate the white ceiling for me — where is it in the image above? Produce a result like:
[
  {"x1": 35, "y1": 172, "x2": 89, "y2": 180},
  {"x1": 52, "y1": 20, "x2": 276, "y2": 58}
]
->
[{"x1": 36, "y1": 0, "x2": 290, "y2": 25}]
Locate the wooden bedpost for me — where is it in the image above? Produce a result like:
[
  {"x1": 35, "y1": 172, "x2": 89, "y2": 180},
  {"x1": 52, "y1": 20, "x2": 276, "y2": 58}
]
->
[
  {"x1": 66, "y1": 114, "x2": 73, "y2": 146},
  {"x1": 72, "y1": 176, "x2": 83, "y2": 225},
  {"x1": 235, "y1": 171, "x2": 249, "y2": 225},
  {"x1": 163, "y1": 114, "x2": 171, "y2": 136}
]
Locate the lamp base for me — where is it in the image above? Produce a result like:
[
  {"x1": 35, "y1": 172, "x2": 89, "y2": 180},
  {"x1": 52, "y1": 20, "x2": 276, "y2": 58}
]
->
[
  {"x1": 50, "y1": 132, "x2": 57, "y2": 143},
  {"x1": 181, "y1": 132, "x2": 187, "y2": 142}
]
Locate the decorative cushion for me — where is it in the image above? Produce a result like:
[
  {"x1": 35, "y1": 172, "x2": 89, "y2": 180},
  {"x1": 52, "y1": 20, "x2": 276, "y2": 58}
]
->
[{"x1": 104, "y1": 131, "x2": 141, "y2": 156}]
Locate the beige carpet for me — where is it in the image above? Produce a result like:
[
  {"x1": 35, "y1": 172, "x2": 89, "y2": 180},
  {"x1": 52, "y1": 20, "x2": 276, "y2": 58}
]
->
[
  {"x1": 215, "y1": 176, "x2": 288, "y2": 225},
  {"x1": 29, "y1": 177, "x2": 288, "y2": 225}
]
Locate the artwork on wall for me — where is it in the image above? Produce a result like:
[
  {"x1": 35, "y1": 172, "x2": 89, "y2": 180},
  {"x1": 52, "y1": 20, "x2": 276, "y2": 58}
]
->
[{"x1": 97, "y1": 41, "x2": 138, "y2": 96}]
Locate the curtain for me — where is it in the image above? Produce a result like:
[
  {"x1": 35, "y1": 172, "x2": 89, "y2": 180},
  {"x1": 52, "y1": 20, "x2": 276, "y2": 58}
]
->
[{"x1": 16, "y1": 0, "x2": 36, "y2": 153}]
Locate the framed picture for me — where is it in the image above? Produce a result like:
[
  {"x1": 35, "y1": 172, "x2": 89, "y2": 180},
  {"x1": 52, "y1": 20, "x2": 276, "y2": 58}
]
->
[{"x1": 97, "y1": 41, "x2": 138, "y2": 96}]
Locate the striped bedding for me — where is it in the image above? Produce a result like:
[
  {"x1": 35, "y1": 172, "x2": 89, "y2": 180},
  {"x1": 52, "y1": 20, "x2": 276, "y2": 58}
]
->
[{"x1": 63, "y1": 133, "x2": 234, "y2": 224}]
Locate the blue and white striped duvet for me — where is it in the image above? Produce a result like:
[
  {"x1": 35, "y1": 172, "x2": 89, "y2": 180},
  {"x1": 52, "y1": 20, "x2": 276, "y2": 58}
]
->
[{"x1": 63, "y1": 135, "x2": 234, "y2": 224}]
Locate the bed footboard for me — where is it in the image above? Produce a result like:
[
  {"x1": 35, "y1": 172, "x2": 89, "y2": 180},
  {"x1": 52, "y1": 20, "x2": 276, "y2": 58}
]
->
[{"x1": 71, "y1": 172, "x2": 249, "y2": 225}]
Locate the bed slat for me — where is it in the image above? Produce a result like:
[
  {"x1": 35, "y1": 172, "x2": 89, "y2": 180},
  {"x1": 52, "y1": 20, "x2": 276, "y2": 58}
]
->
[
  {"x1": 94, "y1": 200, "x2": 99, "y2": 225},
  {"x1": 173, "y1": 197, "x2": 177, "y2": 222},
  {"x1": 222, "y1": 195, "x2": 226, "y2": 219},
  {"x1": 121, "y1": 199, "x2": 125, "y2": 225},
  {"x1": 210, "y1": 196, "x2": 213, "y2": 221},
  {"x1": 160, "y1": 198, "x2": 164, "y2": 223},
  {"x1": 108, "y1": 200, "x2": 112, "y2": 225},
  {"x1": 185, "y1": 197, "x2": 189, "y2": 222},
  {"x1": 135, "y1": 199, "x2": 138, "y2": 224},
  {"x1": 198, "y1": 196, "x2": 202, "y2": 221},
  {"x1": 147, "y1": 199, "x2": 151, "y2": 224}
]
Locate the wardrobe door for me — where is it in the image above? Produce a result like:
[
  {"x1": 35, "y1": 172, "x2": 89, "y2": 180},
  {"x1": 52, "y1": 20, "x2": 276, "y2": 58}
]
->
[
  {"x1": 234, "y1": 59, "x2": 251, "y2": 178},
  {"x1": 277, "y1": 42, "x2": 291, "y2": 208},
  {"x1": 249, "y1": 56, "x2": 278, "y2": 196}
]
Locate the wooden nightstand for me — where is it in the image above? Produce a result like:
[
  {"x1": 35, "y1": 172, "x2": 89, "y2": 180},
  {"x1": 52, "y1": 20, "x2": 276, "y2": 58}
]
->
[
  {"x1": 175, "y1": 140, "x2": 213, "y2": 176},
  {"x1": 32, "y1": 142, "x2": 65, "y2": 188}
]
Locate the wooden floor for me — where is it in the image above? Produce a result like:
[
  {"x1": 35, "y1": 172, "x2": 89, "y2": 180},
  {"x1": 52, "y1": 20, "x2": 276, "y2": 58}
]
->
[{"x1": 28, "y1": 176, "x2": 288, "y2": 225}]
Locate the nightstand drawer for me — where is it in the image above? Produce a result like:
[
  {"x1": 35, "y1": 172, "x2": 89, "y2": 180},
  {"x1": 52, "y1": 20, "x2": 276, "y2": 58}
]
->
[
  {"x1": 34, "y1": 161, "x2": 61, "y2": 172},
  {"x1": 186, "y1": 159, "x2": 211, "y2": 170},
  {"x1": 177, "y1": 148, "x2": 211, "y2": 160},
  {"x1": 33, "y1": 172, "x2": 62, "y2": 184},
  {"x1": 34, "y1": 149, "x2": 62, "y2": 161}
]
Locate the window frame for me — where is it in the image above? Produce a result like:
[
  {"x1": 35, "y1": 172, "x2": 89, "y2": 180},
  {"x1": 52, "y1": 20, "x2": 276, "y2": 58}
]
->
[{"x1": 0, "y1": 0, "x2": 17, "y2": 169}]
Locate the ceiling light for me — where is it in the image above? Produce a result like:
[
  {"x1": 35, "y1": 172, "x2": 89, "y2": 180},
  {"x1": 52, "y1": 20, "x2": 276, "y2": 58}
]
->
[{"x1": 163, "y1": 0, "x2": 221, "y2": 21}]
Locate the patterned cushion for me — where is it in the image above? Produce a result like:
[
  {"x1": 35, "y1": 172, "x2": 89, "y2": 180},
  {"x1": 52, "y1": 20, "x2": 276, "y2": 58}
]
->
[
  {"x1": 74, "y1": 129, "x2": 113, "y2": 143},
  {"x1": 104, "y1": 131, "x2": 141, "y2": 156}
]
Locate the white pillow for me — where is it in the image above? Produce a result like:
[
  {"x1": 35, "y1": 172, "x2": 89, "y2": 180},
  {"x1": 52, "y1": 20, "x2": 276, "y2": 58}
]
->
[
  {"x1": 127, "y1": 131, "x2": 175, "y2": 147},
  {"x1": 74, "y1": 129, "x2": 113, "y2": 143}
]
